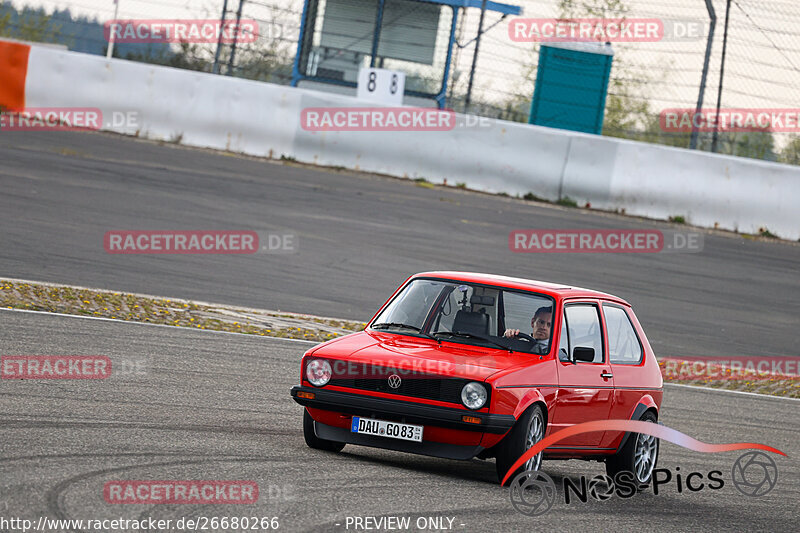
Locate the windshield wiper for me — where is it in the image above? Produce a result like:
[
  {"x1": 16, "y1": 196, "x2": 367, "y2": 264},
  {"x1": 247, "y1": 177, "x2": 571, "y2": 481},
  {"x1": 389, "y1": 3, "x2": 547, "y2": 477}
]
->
[
  {"x1": 433, "y1": 330, "x2": 513, "y2": 352},
  {"x1": 371, "y1": 323, "x2": 439, "y2": 342}
]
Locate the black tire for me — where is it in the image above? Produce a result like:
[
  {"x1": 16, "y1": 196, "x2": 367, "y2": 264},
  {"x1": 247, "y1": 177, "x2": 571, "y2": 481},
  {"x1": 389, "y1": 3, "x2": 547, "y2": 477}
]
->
[
  {"x1": 605, "y1": 410, "x2": 659, "y2": 490},
  {"x1": 303, "y1": 409, "x2": 346, "y2": 452},
  {"x1": 495, "y1": 404, "x2": 546, "y2": 485}
]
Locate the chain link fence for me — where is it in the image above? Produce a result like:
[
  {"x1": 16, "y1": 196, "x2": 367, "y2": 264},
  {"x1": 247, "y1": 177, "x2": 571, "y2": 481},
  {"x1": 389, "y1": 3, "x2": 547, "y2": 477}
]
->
[{"x1": 1, "y1": 0, "x2": 798, "y2": 163}]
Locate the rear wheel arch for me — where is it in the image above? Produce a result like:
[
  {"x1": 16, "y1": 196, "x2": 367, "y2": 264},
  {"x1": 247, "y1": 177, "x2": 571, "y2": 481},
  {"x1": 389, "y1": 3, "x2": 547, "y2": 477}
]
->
[
  {"x1": 606, "y1": 409, "x2": 659, "y2": 489},
  {"x1": 611, "y1": 401, "x2": 659, "y2": 455},
  {"x1": 629, "y1": 394, "x2": 658, "y2": 420}
]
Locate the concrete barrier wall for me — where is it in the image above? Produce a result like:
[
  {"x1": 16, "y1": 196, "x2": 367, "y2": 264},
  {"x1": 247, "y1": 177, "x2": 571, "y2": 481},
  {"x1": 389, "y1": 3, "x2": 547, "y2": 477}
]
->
[{"x1": 7, "y1": 43, "x2": 800, "y2": 240}]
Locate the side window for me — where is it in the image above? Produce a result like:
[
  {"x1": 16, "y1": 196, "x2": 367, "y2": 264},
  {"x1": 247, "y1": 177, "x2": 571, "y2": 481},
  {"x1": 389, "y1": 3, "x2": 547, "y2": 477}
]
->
[
  {"x1": 558, "y1": 313, "x2": 570, "y2": 361},
  {"x1": 604, "y1": 306, "x2": 643, "y2": 364},
  {"x1": 564, "y1": 304, "x2": 604, "y2": 363},
  {"x1": 503, "y1": 291, "x2": 550, "y2": 337}
]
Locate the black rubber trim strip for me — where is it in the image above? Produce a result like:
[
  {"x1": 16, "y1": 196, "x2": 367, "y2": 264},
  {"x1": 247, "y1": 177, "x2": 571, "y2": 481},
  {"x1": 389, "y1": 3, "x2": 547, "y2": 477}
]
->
[
  {"x1": 549, "y1": 446, "x2": 617, "y2": 450},
  {"x1": 497, "y1": 385, "x2": 662, "y2": 391},
  {"x1": 291, "y1": 385, "x2": 515, "y2": 434}
]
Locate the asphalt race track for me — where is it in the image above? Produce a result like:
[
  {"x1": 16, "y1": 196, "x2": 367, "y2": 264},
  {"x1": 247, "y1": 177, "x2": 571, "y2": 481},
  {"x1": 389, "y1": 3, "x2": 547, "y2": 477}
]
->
[
  {"x1": 1, "y1": 131, "x2": 799, "y2": 532},
  {"x1": 1, "y1": 311, "x2": 797, "y2": 532},
  {"x1": 1, "y1": 131, "x2": 800, "y2": 358}
]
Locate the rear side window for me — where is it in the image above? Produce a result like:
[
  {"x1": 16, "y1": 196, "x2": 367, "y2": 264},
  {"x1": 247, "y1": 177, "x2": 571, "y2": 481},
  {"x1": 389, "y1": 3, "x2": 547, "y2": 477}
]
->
[
  {"x1": 604, "y1": 305, "x2": 643, "y2": 364},
  {"x1": 564, "y1": 304, "x2": 604, "y2": 363}
]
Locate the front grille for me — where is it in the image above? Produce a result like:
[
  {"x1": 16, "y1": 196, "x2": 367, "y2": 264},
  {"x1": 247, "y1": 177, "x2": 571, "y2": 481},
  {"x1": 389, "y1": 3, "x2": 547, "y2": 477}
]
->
[
  {"x1": 324, "y1": 361, "x2": 479, "y2": 405},
  {"x1": 329, "y1": 376, "x2": 468, "y2": 404}
]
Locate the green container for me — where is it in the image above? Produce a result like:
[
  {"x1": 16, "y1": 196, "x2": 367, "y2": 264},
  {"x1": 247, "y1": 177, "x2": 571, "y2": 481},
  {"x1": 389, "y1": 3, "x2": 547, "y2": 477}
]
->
[{"x1": 529, "y1": 42, "x2": 614, "y2": 135}]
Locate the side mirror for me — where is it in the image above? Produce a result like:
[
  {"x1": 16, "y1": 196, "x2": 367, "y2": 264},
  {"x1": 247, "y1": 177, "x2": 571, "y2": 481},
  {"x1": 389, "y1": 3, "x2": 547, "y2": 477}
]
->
[{"x1": 573, "y1": 347, "x2": 595, "y2": 362}]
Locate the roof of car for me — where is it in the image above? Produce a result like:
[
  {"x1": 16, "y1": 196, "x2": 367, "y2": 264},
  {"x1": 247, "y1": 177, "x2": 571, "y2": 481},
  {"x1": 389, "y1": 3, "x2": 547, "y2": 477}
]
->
[{"x1": 411, "y1": 271, "x2": 630, "y2": 305}]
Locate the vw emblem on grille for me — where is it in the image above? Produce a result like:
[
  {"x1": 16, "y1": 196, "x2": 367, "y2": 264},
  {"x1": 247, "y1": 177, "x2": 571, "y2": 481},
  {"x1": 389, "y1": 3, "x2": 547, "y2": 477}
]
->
[{"x1": 387, "y1": 374, "x2": 402, "y2": 389}]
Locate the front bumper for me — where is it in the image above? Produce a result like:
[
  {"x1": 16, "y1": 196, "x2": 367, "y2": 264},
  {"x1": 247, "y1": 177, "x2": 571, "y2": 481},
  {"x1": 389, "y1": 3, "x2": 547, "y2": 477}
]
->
[
  {"x1": 313, "y1": 420, "x2": 483, "y2": 460},
  {"x1": 290, "y1": 385, "x2": 516, "y2": 434}
]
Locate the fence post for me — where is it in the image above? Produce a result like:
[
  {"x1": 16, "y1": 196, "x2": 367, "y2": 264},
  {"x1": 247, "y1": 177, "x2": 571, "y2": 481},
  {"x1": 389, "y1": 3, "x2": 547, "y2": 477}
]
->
[
  {"x1": 212, "y1": 0, "x2": 229, "y2": 74},
  {"x1": 711, "y1": 0, "x2": 732, "y2": 153},
  {"x1": 690, "y1": 0, "x2": 717, "y2": 150},
  {"x1": 464, "y1": 0, "x2": 488, "y2": 114},
  {"x1": 227, "y1": 0, "x2": 246, "y2": 76}
]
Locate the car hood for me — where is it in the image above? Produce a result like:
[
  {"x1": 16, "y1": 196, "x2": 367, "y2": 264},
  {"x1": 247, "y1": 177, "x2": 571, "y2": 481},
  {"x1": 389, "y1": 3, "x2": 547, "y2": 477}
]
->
[{"x1": 310, "y1": 331, "x2": 537, "y2": 381}]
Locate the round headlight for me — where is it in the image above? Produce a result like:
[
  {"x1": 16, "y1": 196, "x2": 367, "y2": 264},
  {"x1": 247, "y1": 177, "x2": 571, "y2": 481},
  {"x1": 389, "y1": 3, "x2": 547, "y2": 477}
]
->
[
  {"x1": 306, "y1": 359, "x2": 332, "y2": 387},
  {"x1": 461, "y1": 382, "x2": 487, "y2": 410}
]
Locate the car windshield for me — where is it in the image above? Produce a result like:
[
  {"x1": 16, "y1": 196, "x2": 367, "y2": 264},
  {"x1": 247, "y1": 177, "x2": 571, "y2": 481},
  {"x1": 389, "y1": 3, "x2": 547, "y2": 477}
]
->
[{"x1": 371, "y1": 279, "x2": 555, "y2": 354}]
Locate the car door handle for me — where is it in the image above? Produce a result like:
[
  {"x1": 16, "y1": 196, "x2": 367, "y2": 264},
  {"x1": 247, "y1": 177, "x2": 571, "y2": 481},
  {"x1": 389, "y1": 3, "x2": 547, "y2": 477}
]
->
[{"x1": 600, "y1": 372, "x2": 613, "y2": 379}]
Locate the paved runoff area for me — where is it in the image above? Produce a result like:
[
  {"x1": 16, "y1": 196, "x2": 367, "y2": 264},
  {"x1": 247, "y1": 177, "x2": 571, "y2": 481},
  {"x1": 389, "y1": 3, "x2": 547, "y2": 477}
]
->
[{"x1": 1, "y1": 131, "x2": 798, "y2": 532}]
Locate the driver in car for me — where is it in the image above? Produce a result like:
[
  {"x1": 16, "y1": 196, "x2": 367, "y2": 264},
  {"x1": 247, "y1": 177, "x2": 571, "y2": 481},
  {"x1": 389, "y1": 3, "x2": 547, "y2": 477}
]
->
[{"x1": 503, "y1": 306, "x2": 552, "y2": 354}]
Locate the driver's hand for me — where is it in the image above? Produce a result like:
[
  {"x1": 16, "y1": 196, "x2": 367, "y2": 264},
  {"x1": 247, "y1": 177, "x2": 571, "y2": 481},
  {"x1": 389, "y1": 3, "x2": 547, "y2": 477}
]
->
[{"x1": 503, "y1": 328, "x2": 520, "y2": 338}]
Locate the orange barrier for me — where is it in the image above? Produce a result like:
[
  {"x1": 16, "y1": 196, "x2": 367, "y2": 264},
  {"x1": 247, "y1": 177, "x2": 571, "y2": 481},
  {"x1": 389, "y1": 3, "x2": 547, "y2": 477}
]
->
[{"x1": 0, "y1": 40, "x2": 30, "y2": 110}]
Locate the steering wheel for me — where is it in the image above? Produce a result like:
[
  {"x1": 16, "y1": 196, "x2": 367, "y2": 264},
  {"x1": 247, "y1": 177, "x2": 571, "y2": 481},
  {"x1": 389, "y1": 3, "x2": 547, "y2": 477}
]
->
[
  {"x1": 513, "y1": 332, "x2": 537, "y2": 343},
  {"x1": 508, "y1": 332, "x2": 549, "y2": 355}
]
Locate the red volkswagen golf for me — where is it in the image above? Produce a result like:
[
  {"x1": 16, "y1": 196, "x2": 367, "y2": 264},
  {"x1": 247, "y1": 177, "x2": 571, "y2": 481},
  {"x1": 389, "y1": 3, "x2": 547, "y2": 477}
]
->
[{"x1": 290, "y1": 272, "x2": 663, "y2": 485}]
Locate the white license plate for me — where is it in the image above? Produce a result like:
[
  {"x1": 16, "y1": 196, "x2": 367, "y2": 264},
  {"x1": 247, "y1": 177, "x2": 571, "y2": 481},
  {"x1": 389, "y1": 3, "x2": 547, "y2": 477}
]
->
[{"x1": 350, "y1": 416, "x2": 423, "y2": 442}]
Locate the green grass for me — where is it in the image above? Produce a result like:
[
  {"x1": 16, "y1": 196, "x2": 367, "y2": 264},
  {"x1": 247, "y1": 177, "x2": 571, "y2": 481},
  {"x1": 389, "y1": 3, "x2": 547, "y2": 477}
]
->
[
  {"x1": 758, "y1": 227, "x2": 778, "y2": 239},
  {"x1": 523, "y1": 192, "x2": 546, "y2": 202},
  {"x1": 556, "y1": 196, "x2": 578, "y2": 208},
  {"x1": 1, "y1": 280, "x2": 366, "y2": 343}
]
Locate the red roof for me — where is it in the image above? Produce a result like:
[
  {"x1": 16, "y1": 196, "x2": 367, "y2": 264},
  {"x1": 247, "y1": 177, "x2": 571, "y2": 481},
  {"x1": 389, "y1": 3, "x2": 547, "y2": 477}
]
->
[{"x1": 410, "y1": 271, "x2": 629, "y2": 305}]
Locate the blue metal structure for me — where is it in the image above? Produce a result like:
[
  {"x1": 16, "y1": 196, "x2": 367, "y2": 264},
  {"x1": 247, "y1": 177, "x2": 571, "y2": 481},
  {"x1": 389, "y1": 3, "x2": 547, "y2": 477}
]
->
[
  {"x1": 528, "y1": 42, "x2": 614, "y2": 135},
  {"x1": 290, "y1": 0, "x2": 521, "y2": 108}
]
